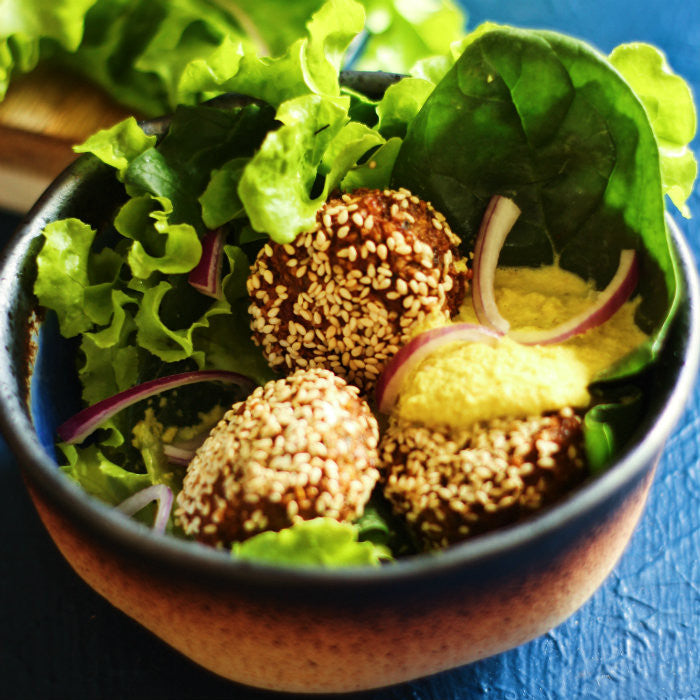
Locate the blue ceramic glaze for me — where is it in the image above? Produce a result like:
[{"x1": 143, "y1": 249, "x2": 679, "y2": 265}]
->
[{"x1": 30, "y1": 313, "x2": 82, "y2": 457}]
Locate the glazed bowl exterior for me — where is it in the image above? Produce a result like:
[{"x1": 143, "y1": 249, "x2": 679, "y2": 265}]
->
[{"x1": 0, "y1": 73, "x2": 698, "y2": 693}]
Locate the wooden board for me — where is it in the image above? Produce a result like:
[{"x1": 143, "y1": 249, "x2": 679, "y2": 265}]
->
[{"x1": 0, "y1": 65, "x2": 134, "y2": 213}]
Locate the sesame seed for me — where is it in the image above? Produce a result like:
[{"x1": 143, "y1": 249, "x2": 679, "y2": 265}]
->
[
  {"x1": 380, "y1": 410, "x2": 586, "y2": 550},
  {"x1": 247, "y1": 188, "x2": 467, "y2": 394}
]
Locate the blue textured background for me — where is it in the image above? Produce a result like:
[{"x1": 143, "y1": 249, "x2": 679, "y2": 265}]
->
[{"x1": 1, "y1": 1, "x2": 699, "y2": 697}]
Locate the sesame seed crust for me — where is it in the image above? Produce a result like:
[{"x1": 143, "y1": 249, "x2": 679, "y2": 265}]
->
[
  {"x1": 379, "y1": 409, "x2": 587, "y2": 550},
  {"x1": 175, "y1": 368, "x2": 380, "y2": 547},
  {"x1": 247, "y1": 188, "x2": 467, "y2": 393}
]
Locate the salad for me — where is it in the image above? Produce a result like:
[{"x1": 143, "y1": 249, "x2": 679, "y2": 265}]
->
[{"x1": 33, "y1": 0, "x2": 697, "y2": 565}]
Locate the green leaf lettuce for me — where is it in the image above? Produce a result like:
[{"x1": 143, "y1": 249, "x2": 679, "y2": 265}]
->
[
  {"x1": 35, "y1": 219, "x2": 105, "y2": 337},
  {"x1": 232, "y1": 518, "x2": 390, "y2": 567},
  {"x1": 609, "y1": 43, "x2": 698, "y2": 217},
  {"x1": 237, "y1": 94, "x2": 349, "y2": 242}
]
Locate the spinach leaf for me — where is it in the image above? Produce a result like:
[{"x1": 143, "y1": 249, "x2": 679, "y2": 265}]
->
[
  {"x1": 392, "y1": 26, "x2": 679, "y2": 377},
  {"x1": 584, "y1": 386, "x2": 645, "y2": 473}
]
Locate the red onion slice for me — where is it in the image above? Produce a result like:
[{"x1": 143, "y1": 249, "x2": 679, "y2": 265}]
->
[
  {"x1": 472, "y1": 195, "x2": 639, "y2": 345},
  {"x1": 472, "y1": 195, "x2": 522, "y2": 334},
  {"x1": 188, "y1": 228, "x2": 225, "y2": 299},
  {"x1": 116, "y1": 484, "x2": 173, "y2": 534},
  {"x1": 375, "y1": 323, "x2": 500, "y2": 414},
  {"x1": 509, "y1": 249, "x2": 639, "y2": 345},
  {"x1": 163, "y1": 442, "x2": 199, "y2": 465},
  {"x1": 57, "y1": 370, "x2": 255, "y2": 445}
]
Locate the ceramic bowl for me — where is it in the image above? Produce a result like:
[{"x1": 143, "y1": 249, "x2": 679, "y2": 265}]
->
[{"x1": 0, "y1": 73, "x2": 698, "y2": 693}]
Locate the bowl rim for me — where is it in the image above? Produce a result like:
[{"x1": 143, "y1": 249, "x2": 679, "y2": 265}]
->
[{"x1": 0, "y1": 89, "x2": 698, "y2": 590}]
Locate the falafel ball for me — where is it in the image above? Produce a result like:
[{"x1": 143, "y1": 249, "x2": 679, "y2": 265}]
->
[
  {"x1": 379, "y1": 408, "x2": 587, "y2": 550},
  {"x1": 247, "y1": 188, "x2": 468, "y2": 393},
  {"x1": 175, "y1": 368, "x2": 380, "y2": 547}
]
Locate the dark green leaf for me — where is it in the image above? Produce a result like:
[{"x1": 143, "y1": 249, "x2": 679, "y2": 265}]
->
[
  {"x1": 393, "y1": 27, "x2": 678, "y2": 374},
  {"x1": 584, "y1": 387, "x2": 645, "y2": 472},
  {"x1": 124, "y1": 103, "x2": 276, "y2": 229},
  {"x1": 200, "y1": 158, "x2": 250, "y2": 229}
]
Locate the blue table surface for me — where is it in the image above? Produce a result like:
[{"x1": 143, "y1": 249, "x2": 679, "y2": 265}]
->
[{"x1": 2, "y1": 1, "x2": 699, "y2": 698}]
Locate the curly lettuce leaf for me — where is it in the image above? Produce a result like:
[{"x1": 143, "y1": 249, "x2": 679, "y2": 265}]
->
[
  {"x1": 0, "y1": 0, "x2": 96, "y2": 98},
  {"x1": 114, "y1": 195, "x2": 202, "y2": 278},
  {"x1": 60, "y1": 442, "x2": 151, "y2": 506},
  {"x1": 60, "y1": 413, "x2": 183, "y2": 532},
  {"x1": 232, "y1": 518, "x2": 390, "y2": 566},
  {"x1": 56, "y1": 0, "x2": 252, "y2": 116},
  {"x1": 58, "y1": 0, "x2": 180, "y2": 117},
  {"x1": 235, "y1": 77, "x2": 395, "y2": 242},
  {"x1": 35, "y1": 219, "x2": 106, "y2": 337},
  {"x1": 177, "y1": 0, "x2": 365, "y2": 108},
  {"x1": 353, "y1": 0, "x2": 466, "y2": 74},
  {"x1": 78, "y1": 289, "x2": 140, "y2": 405},
  {"x1": 216, "y1": 0, "x2": 325, "y2": 57},
  {"x1": 341, "y1": 135, "x2": 401, "y2": 190},
  {"x1": 128, "y1": 0, "x2": 251, "y2": 111},
  {"x1": 375, "y1": 76, "x2": 433, "y2": 139},
  {"x1": 73, "y1": 117, "x2": 157, "y2": 179},
  {"x1": 125, "y1": 242, "x2": 271, "y2": 382},
  {"x1": 609, "y1": 43, "x2": 698, "y2": 218},
  {"x1": 75, "y1": 289, "x2": 143, "y2": 449},
  {"x1": 304, "y1": 0, "x2": 366, "y2": 92},
  {"x1": 134, "y1": 279, "x2": 211, "y2": 364},
  {"x1": 77, "y1": 334, "x2": 140, "y2": 431},
  {"x1": 79, "y1": 247, "x2": 124, "y2": 327},
  {"x1": 321, "y1": 120, "x2": 386, "y2": 191},
  {"x1": 192, "y1": 244, "x2": 277, "y2": 384},
  {"x1": 238, "y1": 94, "x2": 349, "y2": 242},
  {"x1": 1, "y1": 0, "x2": 468, "y2": 115},
  {"x1": 221, "y1": 0, "x2": 468, "y2": 73}
]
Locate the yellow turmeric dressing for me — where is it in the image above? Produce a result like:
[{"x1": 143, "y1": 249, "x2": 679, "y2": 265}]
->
[{"x1": 396, "y1": 265, "x2": 649, "y2": 429}]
